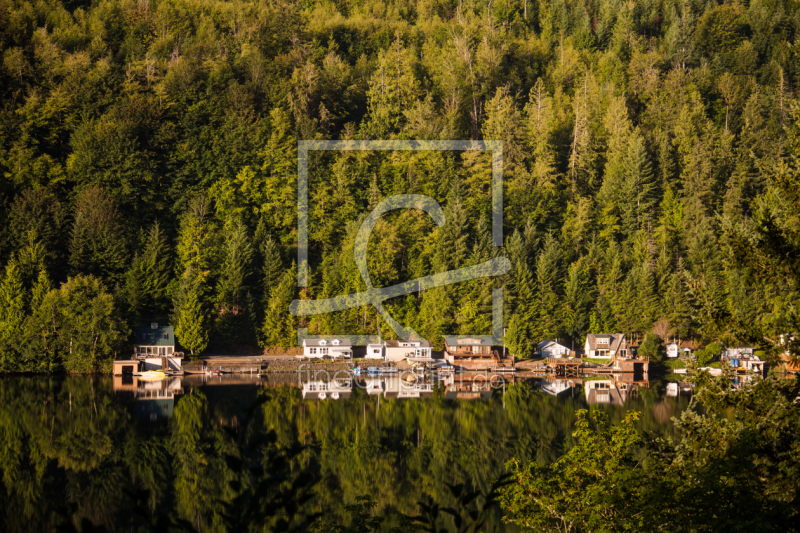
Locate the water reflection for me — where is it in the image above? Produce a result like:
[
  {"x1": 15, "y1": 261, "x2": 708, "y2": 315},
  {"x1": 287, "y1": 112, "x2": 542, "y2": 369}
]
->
[
  {"x1": 0, "y1": 373, "x2": 691, "y2": 533},
  {"x1": 112, "y1": 374, "x2": 184, "y2": 420}
]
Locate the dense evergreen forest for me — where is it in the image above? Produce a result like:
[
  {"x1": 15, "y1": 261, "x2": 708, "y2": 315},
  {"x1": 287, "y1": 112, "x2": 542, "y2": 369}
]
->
[{"x1": 1, "y1": 0, "x2": 800, "y2": 371}]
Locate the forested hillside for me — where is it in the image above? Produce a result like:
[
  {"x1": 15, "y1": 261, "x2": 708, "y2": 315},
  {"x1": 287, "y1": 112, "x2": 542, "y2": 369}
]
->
[{"x1": 1, "y1": 0, "x2": 799, "y2": 371}]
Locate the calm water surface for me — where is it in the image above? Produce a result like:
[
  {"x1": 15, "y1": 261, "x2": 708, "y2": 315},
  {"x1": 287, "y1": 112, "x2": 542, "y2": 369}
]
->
[{"x1": 0, "y1": 374, "x2": 690, "y2": 532}]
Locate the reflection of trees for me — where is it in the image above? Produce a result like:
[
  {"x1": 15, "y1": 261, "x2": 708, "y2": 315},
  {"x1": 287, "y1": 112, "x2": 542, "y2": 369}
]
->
[{"x1": 0, "y1": 377, "x2": 685, "y2": 532}]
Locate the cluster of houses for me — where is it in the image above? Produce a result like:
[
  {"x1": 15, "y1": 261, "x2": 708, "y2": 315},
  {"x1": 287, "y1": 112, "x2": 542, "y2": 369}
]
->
[
  {"x1": 124, "y1": 322, "x2": 797, "y2": 377},
  {"x1": 301, "y1": 337, "x2": 433, "y2": 361}
]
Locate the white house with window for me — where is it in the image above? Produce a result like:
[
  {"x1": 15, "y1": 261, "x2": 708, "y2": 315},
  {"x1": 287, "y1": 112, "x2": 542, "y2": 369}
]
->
[
  {"x1": 666, "y1": 343, "x2": 679, "y2": 358},
  {"x1": 302, "y1": 338, "x2": 352, "y2": 359},
  {"x1": 537, "y1": 340, "x2": 571, "y2": 358},
  {"x1": 384, "y1": 339, "x2": 432, "y2": 362},
  {"x1": 584, "y1": 333, "x2": 627, "y2": 358},
  {"x1": 365, "y1": 343, "x2": 384, "y2": 359}
]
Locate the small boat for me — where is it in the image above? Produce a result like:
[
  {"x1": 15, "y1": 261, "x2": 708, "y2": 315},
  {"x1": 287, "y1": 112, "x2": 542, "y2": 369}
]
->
[
  {"x1": 137, "y1": 371, "x2": 166, "y2": 381},
  {"x1": 367, "y1": 367, "x2": 380, "y2": 376}
]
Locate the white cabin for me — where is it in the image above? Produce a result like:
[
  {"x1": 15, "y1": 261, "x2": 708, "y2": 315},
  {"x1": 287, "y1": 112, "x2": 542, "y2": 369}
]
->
[
  {"x1": 365, "y1": 343, "x2": 384, "y2": 359},
  {"x1": 384, "y1": 339, "x2": 432, "y2": 362},
  {"x1": 666, "y1": 343, "x2": 679, "y2": 358},
  {"x1": 302, "y1": 338, "x2": 352, "y2": 359},
  {"x1": 537, "y1": 340, "x2": 571, "y2": 358}
]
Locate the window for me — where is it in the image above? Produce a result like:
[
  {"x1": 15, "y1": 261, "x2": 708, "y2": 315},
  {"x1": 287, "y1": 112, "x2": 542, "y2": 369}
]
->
[
  {"x1": 142, "y1": 334, "x2": 147, "y2": 340},
  {"x1": 163, "y1": 333, "x2": 169, "y2": 340},
  {"x1": 320, "y1": 340, "x2": 328, "y2": 345},
  {"x1": 332, "y1": 339, "x2": 340, "y2": 345},
  {"x1": 322, "y1": 348, "x2": 329, "y2": 355},
  {"x1": 309, "y1": 348, "x2": 317, "y2": 354},
  {"x1": 597, "y1": 337, "x2": 609, "y2": 344}
]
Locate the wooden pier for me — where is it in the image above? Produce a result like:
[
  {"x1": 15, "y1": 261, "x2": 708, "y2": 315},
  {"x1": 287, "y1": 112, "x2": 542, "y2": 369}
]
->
[{"x1": 546, "y1": 358, "x2": 582, "y2": 377}]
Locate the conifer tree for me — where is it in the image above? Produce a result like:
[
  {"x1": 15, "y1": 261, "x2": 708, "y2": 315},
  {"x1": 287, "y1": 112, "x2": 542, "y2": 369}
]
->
[
  {"x1": 0, "y1": 260, "x2": 26, "y2": 367},
  {"x1": 125, "y1": 222, "x2": 171, "y2": 321},
  {"x1": 69, "y1": 186, "x2": 127, "y2": 282},
  {"x1": 524, "y1": 78, "x2": 558, "y2": 192},
  {"x1": 623, "y1": 130, "x2": 658, "y2": 236},
  {"x1": 217, "y1": 219, "x2": 253, "y2": 315},
  {"x1": 30, "y1": 267, "x2": 51, "y2": 311},
  {"x1": 175, "y1": 277, "x2": 209, "y2": 357},
  {"x1": 561, "y1": 260, "x2": 593, "y2": 343},
  {"x1": 535, "y1": 235, "x2": 562, "y2": 339}
]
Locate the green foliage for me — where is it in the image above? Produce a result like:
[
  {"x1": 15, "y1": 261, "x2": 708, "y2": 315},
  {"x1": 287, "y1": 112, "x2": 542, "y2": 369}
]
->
[
  {"x1": 174, "y1": 277, "x2": 209, "y2": 356},
  {"x1": 500, "y1": 410, "x2": 644, "y2": 531},
  {"x1": 637, "y1": 332, "x2": 663, "y2": 362},
  {"x1": 22, "y1": 275, "x2": 126, "y2": 373},
  {"x1": 0, "y1": 0, "x2": 798, "y2": 361},
  {"x1": 502, "y1": 375, "x2": 800, "y2": 531}
]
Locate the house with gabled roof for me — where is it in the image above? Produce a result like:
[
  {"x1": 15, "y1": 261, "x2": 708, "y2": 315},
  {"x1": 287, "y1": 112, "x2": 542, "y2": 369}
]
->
[
  {"x1": 537, "y1": 340, "x2": 572, "y2": 358},
  {"x1": 301, "y1": 337, "x2": 352, "y2": 359},
  {"x1": 584, "y1": 333, "x2": 628, "y2": 359}
]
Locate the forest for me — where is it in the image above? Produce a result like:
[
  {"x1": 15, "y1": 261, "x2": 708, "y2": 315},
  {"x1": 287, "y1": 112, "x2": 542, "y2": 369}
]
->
[{"x1": 1, "y1": 0, "x2": 800, "y2": 371}]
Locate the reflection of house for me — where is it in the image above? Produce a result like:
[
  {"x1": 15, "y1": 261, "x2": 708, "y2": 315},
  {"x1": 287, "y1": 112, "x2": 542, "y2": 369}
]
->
[
  {"x1": 667, "y1": 381, "x2": 694, "y2": 397},
  {"x1": 113, "y1": 376, "x2": 184, "y2": 421},
  {"x1": 363, "y1": 378, "x2": 384, "y2": 395},
  {"x1": 537, "y1": 340, "x2": 571, "y2": 358},
  {"x1": 384, "y1": 339, "x2": 432, "y2": 362},
  {"x1": 383, "y1": 375, "x2": 434, "y2": 399},
  {"x1": 302, "y1": 338, "x2": 352, "y2": 359},
  {"x1": 583, "y1": 378, "x2": 639, "y2": 405},
  {"x1": 442, "y1": 374, "x2": 493, "y2": 400},
  {"x1": 584, "y1": 334, "x2": 628, "y2": 358},
  {"x1": 443, "y1": 336, "x2": 509, "y2": 370},
  {"x1": 302, "y1": 379, "x2": 352, "y2": 400},
  {"x1": 540, "y1": 379, "x2": 573, "y2": 396}
]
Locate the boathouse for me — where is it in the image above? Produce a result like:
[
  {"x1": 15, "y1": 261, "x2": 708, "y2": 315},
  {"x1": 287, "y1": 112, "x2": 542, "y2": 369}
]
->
[
  {"x1": 133, "y1": 324, "x2": 183, "y2": 371},
  {"x1": 134, "y1": 324, "x2": 177, "y2": 356}
]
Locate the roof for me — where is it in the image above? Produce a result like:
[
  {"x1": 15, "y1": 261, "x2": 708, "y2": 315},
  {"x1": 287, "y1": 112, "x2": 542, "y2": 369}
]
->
[
  {"x1": 443, "y1": 336, "x2": 493, "y2": 347},
  {"x1": 133, "y1": 326, "x2": 175, "y2": 346},
  {"x1": 586, "y1": 333, "x2": 625, "y2": 352},
  {"x1": 538, "y1": 340, "x2": 569, "y2": 350},
  {"x1": 384, "y1": 339, "x2": 431, "y2": 348},
  {"x1": 302, "y1": 337, "x2": 352, "y2": 347}
]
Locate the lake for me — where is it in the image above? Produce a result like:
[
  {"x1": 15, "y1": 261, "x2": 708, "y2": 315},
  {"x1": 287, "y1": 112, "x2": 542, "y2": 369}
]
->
[{"x1": 0, "y1": 373, "x2": 690, "y2": 532}]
